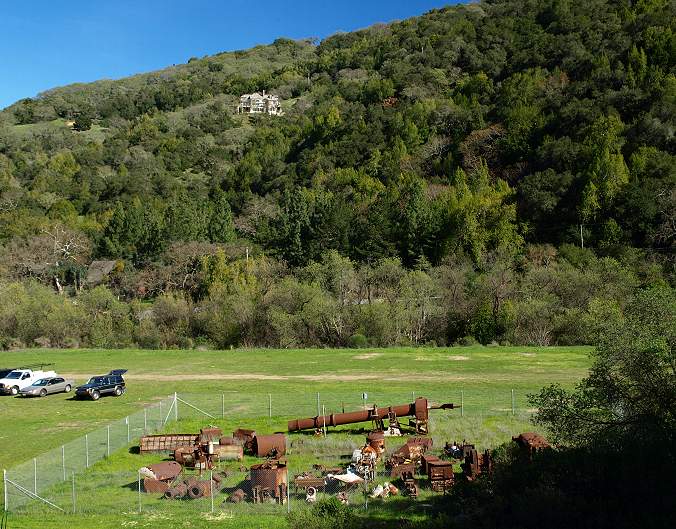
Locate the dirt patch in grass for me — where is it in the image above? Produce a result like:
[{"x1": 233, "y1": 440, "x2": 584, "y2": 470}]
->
[
  {"x1": 519, "y1": 352, "x2": 537, "y2": 357},
  {"x1": 448, "y1": 355, "x2": 470, "y2": 361},
  {"x1": 352, "y1": 352, "x2": 382, "y2": 360},
  {"x1": 63, "y1": 369, "x2": 576, "y2": 383},
  {"x1": 62, "y1": 373, "x2": 289, "y2": 381}
]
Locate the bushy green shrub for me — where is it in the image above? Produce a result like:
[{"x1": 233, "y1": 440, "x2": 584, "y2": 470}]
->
[
  {"x1": 348, "y1": 333, "x2": 368, "y2": 348},
  {"x1": 288, "y1": 498, "x2": 358, "y2": 529}
]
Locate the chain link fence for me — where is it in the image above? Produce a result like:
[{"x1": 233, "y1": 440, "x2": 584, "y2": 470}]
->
[{"x1": 4, "y1": 389, "x2": 536, "y2": 518}]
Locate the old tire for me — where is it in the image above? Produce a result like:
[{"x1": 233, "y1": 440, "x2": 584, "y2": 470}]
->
[
  {"x1": 113, "y1": 386, "x2": 122, "y2": 397},
  {"x1": 10, "y1": 386, "x2": 19, "y2": 396},
  {"x1": 64, "y1": 384, "x2": 71, "y2": 393},
  {"x1": 91, "y1": 390, "x2": 100, "y2": 401},
  {"x1": 40, "y1": 389, "x2": 47, "y2": 397}
]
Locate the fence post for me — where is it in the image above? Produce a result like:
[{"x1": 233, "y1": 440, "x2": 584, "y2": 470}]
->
[
  {"x1": 85, "y1": 434, "x2": 89, "y2": 468},
  {"x1": 268, "y1": 394, "x2": 272, "y2": 419},
  {"x1": 137, "y1": 471, "x2": 142, "y2": 513},
  {"x1": 210, "y1": 470, "x2": 214, "y2": 513},
  {"x1": 126, "y1": 417, "x2": 130, "y2": 443},
  {"x1": 33, "y1": 458, "x2": 37, "y2": 495},
  {"x1": 71, "y1": 472, "x2": 76, "y2": 514},
  {"x1": 322, "y1": 405, "x2": 326, "y2": 437},
  {"x1": 316, "y1": 393, "x2": 320, "y2": 417},
  {"x1": 511, "y1": 389, "x2": 515, "y2": 416},
  {"x1": 3, "y1": 469, "x2": 7, "y2": 512},
  {"x1": 461, "y1": 390, "x2": 464, "y2": 417},
  {"x1": 364, "y1": 476, "x2": 368, "y2": 511},
  {"x1": 221, "y1": 394, "x2": 225, "y2": 419},
  {"x1": 62, "y1": 445, "x2": 66, "y2": 482},
  {"x1": 107, "y1": 425, "x2": 110, "y2": 457}
]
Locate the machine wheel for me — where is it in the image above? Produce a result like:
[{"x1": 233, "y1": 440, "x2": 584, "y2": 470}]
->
[
  {"x1": 64, "y1": 385, "x2": 71, "y2": 393},
  {"x1": 113, "y1": 386, "x2": 122, "y2": 397},
  {"x1": 39, "y1": 389, "x2": 47, "y2": 397},
  {"x1": 91, "y1": 390, "x2": 100, "y2": 401},
  {"x1": 10, "y1": 386, "x2": 19, "y2": 396}
]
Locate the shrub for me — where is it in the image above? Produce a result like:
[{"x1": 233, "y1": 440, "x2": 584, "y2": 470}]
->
[
  {"x1": 348, "y1": 333, "x2": 368, "y2": 348},
  {"x1": 459, "y1": 335, "x2": 478, "y2": 346},
  {"x1": 288, "y1": 497, "x2": 358, "y2": 529},
  {"x1": 135, "y1": 319, "x2": 162, "y2": 349}
]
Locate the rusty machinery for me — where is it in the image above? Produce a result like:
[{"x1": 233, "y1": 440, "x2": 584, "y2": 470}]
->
[
  {"x1": 288, "y1": 397, "x2": 459, "y2": 435},
  {"x1": 512, "y1": 432, "x2": 550, "y2": 460},
  {"x1": 348, "y1": 431, "x2": 389, "y2": 480},
  {"x1": 139, "y1": 461, "x2": 226, "y2": 499},
  {"x1": 140, "y1": 461, "x2": 182, "y2": 494},
  {"x1": 444, "y1": 440, "x2": 476, "y2": 461},
  {"x1": 250, "y1": 459, "x2": 288, "y2": 504},
  {"x1": 163, "y1": 474, "x2": 224, "y2": 500},
  {"x1": 386, "y1": 437, "x2": 433, "y2": 475},
  {"x1": 400, "y1": 467, "x2": 419, "y2": 498},
  {"x1": 427, "y1": 460, "x2": 454, "y2": 492},
  {"x1": 161, "y1": 427, "x2": 288, "y2": 471},
  {"x1": 384, "y1": 437, "x2": 434, "y2": 497},
  {"x1": 233, "y1": 429, "x2": 256, "y2": 452},
  {"x1": 171, "y1": 427, "x2": 247, "y2": 471},
  {"x1": 461, "y1": 448, "x2": 493, "y2": 481}
]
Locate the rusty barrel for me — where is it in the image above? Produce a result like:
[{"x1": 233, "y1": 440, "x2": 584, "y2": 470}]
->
[
  {"x1": 252, "y1": 434, "x2": 286, "y2": 457},
  {"x1": 164, "y1": 482, "x2": 188, "y2": 499},
  {"x1": 187, "y1": 480, "x2": 214, "y2": 499}
]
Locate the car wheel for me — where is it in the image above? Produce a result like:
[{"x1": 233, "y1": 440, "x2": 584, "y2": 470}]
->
[
  {"x1": 113, "y1": 386, "x2": 122, "y2": 397},
  {"x1": 10, "y1": 386, "x2": 19, "y2": 396},
  {"x1": 91, "y1": 390, "x2": 100, "y2": 401},
  {"x1": 65, "y1": 385, "x2": 71, "y2": 393},
  {"x1": 40, "y1": 389, "x2": 47, "y2": 397}
]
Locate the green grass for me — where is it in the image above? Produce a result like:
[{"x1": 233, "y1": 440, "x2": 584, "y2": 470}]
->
[{"x1": 0, "y1": 345, "x2": 591, "y2": 528}]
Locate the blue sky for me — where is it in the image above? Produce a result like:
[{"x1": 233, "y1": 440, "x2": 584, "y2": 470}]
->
[{"x1": 0, "y1": 1, "x2": 461, "y2": 110}]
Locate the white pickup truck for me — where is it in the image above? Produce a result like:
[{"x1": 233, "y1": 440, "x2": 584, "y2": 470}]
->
[{"x1": 0, "y1": 368, "x2": 58, "y2": 395}]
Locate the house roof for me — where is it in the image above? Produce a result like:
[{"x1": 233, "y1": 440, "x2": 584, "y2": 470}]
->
[
  {"x1": 240, "y1": 92, "x2": 280, "y2": 102},
  {"x1": 86, "y1": 260, "x2": 117, "y2": 285}
]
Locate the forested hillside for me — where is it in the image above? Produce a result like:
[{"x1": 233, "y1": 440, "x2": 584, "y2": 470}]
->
[{"x1": 0, "y1": 0, "x2": 674, "y2": 349}]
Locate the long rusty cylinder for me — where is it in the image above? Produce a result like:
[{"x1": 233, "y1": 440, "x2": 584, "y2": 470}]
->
[
  {"x1": 288, "y1": 398, "x2": 456, "y2": 432},
  {"x1": 253, "y1": 434, "x2": 286, "y2": 457}
]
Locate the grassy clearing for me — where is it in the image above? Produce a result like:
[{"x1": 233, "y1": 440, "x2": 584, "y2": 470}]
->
[
  {"x1": 0, "y1": 345, "x2": 589, "y2": 468},
  {"x1": 0, "y1": 345, "x2": 590, "y2": 528}
]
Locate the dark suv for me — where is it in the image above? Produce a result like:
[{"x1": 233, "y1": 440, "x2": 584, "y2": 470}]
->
[{"x1": 75, "y1": 370, "x2": 127, "y2": 400}]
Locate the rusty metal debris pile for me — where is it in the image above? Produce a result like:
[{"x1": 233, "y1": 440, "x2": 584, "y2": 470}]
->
[
  {"x1": 138, "y1": 426, "x2": 290, "y2": 504},
  {"x1": 139, "y1": 461, "x2": 225, "y2": 499},
  {"x1": 134, "y1": 394, "x2": 548, "y2": 509}
]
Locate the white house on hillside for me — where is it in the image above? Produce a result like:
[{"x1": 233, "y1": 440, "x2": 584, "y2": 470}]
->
[{"x1": 237, "y1": 91, "x2": 283, "y2": 116}]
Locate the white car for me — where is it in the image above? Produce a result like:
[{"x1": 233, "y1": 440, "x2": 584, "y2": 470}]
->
[{"x1": 0, "y1": 368, "x2": 58, "y2": 396}]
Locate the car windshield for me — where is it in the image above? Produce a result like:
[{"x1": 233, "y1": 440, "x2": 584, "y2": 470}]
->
[
  {"x1": 33, "y1": 379, "x2": 50, "y2": 386},
  {"x1": 6, "y1": 372, "x2": 22, "y2": 379},
  {"x1": 88, "y1": 377, "x2": 104, "y2": 384}
]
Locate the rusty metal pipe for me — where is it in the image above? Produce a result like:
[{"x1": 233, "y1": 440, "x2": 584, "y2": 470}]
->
[
  {"x1": 288, "y1": 398, "x2": 457, "y2": 432},
  {"x1": 164, "y1": 483, "x2": 188, "y2": 499},
  {"x1": 188, "y1": 480, "x2": 213, "y2": 499}
]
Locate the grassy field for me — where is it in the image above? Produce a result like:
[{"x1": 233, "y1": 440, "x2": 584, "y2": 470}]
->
[{"x1": 0, "y1": 345, "x2": 591, "y2": 529}]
